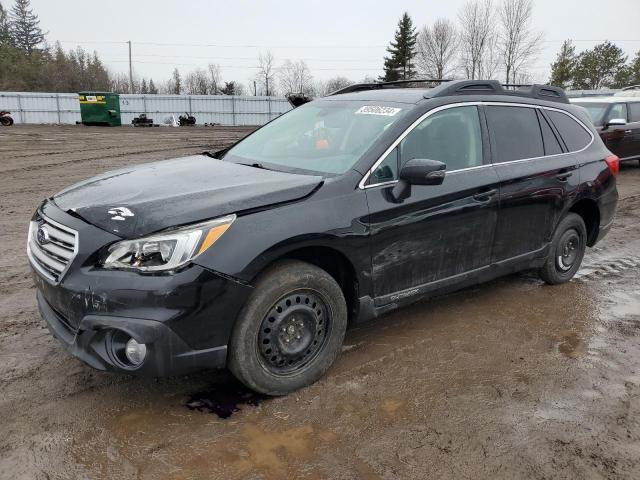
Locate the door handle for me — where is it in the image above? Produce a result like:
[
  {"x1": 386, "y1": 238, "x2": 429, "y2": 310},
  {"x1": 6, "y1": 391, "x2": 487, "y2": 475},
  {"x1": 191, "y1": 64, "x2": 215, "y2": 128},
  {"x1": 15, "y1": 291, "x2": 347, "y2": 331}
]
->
[
  {"x1": 556, "y1": 171, "x2": 573, "y2": 181},
  {"x1": 473, "y1": 189, "x2": 497, "y2": 202},
  {"x1": 624, "y1": 129, "x2": 632, "y2": 134}
]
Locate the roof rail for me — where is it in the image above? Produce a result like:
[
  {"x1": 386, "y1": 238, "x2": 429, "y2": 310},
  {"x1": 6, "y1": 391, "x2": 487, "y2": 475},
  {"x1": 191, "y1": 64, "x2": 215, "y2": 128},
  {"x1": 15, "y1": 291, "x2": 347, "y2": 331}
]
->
[
  {"x1": 327, "y1": 78, "x2": 569, "y2": 104},
  {"x1": 621, "y1": 85, "x2": 640, "y2": 91},
  {"x1": 328, "y1": 78, "x2": 452, "y2": 96},
  {"x1": 427, "y1": 80, "x2": 569, "y2": 104}
]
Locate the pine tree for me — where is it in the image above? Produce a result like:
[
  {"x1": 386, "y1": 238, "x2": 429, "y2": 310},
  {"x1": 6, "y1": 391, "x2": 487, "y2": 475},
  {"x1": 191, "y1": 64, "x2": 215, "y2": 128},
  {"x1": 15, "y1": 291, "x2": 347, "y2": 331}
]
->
[
  {"x1": 381, "y1": 12, "x2": 418, "y2": 82},
  {"x1": 549, "y1": 40, "x2": 576, "y2": 89},
  {"x1": 171, "y1": 68, "x2": 181, "y2": 94},
  {"x1": 572, "y1": 41, "x2": 627, "y2": 90},
  {"x1": 9, "y1": 0, "x2": 45, "y2": 55},
  {"x1": 630, "y1": 51, "x2": 640, "y2": 85},
  {"x1": 612, "y1": 50, "x2": 640, "y2": 88},
  {"x1": 0, "y1": 2, "x2": 12, "y2": 45},
  {"x1": 148, "y1": 78, "x2": 158, "y2": 94},
  {"x1": 140, "y1": 78, "x2": 148, "y2": 94}
]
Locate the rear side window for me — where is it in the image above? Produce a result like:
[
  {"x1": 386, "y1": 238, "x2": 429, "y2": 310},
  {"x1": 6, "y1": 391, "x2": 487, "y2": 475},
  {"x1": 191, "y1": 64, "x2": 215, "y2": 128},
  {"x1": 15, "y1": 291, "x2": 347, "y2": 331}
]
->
[
  {"x1": 547, "y1": 110, "x2": 592, "y2": 152},
  {"x1": 629, "y1": 103, "x2": 640, "y2": 122},
  {"x1": 537, "y1": 111, "x2": 563, "y2": 155},
  {"x1": 486, "y1": 106, "x2": 544, "y2": 162}
]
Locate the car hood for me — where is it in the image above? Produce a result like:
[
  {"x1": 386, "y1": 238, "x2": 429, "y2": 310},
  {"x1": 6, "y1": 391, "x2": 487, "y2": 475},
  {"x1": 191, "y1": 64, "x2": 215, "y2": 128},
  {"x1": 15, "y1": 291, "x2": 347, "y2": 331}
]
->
[{"x1": 53, "y1": 155, "x2": 322, "y2": 238}]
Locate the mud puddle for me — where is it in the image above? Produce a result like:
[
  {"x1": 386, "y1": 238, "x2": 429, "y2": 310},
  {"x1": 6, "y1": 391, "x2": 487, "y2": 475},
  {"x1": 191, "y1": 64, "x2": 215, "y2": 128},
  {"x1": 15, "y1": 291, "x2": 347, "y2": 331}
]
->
[{"x1": 185, "y1": 381, "x2": 266, "y2": 418}]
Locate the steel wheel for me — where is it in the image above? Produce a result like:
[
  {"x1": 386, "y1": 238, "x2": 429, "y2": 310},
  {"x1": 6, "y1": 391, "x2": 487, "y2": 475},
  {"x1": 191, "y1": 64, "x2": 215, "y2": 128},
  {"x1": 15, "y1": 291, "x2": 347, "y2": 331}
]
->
[
  {"x1": 257, "y1": 290, "x2": 330, "y2": 375},
  {"x1": 556, "y1": 228, "x2": 580, "y2": 272}
]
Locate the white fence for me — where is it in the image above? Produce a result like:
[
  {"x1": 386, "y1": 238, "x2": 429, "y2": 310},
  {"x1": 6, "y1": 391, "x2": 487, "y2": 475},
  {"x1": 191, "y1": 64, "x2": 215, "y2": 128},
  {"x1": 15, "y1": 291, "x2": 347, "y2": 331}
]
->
[{"x1": 0, "y1": 92, "x2": 292, "y2": 126}]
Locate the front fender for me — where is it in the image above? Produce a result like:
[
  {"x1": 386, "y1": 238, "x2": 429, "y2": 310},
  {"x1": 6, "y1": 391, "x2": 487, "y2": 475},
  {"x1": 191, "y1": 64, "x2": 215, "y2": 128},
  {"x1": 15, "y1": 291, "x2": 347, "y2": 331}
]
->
[{"x1": 193, "y1": 187, "x2": 372, "y2": 291}]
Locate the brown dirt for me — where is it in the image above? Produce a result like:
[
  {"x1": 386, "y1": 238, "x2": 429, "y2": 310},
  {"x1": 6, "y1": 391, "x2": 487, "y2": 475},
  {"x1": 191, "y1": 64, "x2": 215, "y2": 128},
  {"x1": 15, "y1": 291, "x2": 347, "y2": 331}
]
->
[{"x1": 1, "y1": 125, "x2": 640, "y2": 480}]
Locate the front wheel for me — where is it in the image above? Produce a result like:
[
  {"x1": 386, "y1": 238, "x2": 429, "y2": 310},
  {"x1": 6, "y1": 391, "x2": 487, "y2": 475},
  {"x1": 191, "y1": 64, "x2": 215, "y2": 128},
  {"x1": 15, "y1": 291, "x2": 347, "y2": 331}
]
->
[
  {"x1": 228, "y1": 260, "x2": 347, "y2": 396},
  {"x1": 0, "y1": 116, "x2": 13, "y2": 126},
  {"x1": 539, "y1": 213, "x2": 587, "y2": 285}
]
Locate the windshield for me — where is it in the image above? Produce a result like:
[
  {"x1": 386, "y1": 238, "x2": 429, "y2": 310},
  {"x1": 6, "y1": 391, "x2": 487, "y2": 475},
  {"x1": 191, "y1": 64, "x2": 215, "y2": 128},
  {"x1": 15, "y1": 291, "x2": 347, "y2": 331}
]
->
[
  {"x1": 573, "y1": 102, "x2": 608, "y2": 125},
  {"x1": 224, "y1": 100, "x2": 407, "y2": 175}
]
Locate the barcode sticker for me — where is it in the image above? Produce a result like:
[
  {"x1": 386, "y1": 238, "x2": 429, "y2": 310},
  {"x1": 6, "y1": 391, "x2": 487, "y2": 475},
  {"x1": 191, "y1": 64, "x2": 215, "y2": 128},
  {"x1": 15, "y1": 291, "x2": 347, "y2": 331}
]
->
[{"x1": 355, "y1": 105, "x2": 402, "y2": 116}]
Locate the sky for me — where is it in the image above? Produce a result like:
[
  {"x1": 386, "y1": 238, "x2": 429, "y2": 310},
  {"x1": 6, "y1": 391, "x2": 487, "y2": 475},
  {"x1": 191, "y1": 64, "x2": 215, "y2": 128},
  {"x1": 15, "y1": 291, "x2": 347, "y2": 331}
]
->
[{"x1": 16, "y1": 0, "x2": 640, "y2": 89}]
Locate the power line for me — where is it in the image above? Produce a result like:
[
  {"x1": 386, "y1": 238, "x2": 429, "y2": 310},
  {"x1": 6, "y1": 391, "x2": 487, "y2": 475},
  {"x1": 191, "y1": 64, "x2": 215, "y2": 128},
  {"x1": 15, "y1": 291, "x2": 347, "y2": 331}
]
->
[
  {"x1": 56, "y1": 38, "x2": 640, "y2": 48},
  {"x1": 128, "y1": 53, "x2": 386, "y2": 63},
  {"x1": 105, "y1": 59, "x2": 384, "y2": 71}
]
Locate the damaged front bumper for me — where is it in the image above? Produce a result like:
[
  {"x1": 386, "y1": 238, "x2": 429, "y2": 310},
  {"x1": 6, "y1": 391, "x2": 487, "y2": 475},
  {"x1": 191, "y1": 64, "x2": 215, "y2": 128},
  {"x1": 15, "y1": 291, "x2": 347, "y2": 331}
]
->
[{"x1": 30, "y1": 202, "x2": 253, "y2": 376}]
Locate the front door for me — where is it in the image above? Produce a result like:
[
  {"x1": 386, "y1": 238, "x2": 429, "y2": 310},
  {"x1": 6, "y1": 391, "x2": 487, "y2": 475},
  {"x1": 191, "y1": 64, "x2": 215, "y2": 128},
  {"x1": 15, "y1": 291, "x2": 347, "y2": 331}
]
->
[
  {"x1": 601, "y1": 102, "x2": 633, "y2": 160},
  {"x1": 364, "y1": 104, "x2": 500, "y2": 304}
]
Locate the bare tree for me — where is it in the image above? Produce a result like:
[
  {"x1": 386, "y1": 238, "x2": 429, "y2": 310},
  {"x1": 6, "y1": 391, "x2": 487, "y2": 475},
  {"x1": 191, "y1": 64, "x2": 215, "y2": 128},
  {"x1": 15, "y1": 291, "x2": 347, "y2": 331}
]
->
[
  {"x1": 279, "y1": 59, "x2": 314, "y2": 95},
  {"x1": 416, "y1": 19, "x2": 458, "y2": 79},
  {"x1": 168, "y1": 68, "x2": 181, "y2": 94},
  {"x1": 255, "y1": 50, "x2": 276, "y2": 96},
  {"x1": 184, "y1": 68, "x2": 209, "y2": 95},
  {"x1": 498, "y1": 0, "x2": 542, "y2": 84},
  {"x1": 316, "y1": 76, "x2": 353, "y2": 96},
  {"x1": 457, "y1": 0, "x2": 496, "y2": 80},
  {"x1": 109, "y1": 72, "x2": 131, "y2": 93},
  {"x1": 207, "y1": 63, "x2": 222, "y2": 94}
]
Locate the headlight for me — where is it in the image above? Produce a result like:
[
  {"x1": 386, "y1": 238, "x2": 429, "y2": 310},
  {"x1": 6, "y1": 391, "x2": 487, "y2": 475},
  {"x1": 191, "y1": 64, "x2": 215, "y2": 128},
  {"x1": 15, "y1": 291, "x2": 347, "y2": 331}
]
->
[{"x1": 102, "y1": 214, "x2": 235, "y2": 272}]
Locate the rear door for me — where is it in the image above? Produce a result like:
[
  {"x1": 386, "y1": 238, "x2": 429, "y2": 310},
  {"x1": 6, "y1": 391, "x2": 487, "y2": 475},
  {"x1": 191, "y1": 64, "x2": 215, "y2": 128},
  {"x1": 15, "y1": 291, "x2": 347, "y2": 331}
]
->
[
  {"x1": 487, "y1": 104, "x2": 581, "y2": 263},
  {"x1": 625, "y1": 102, "x2": 640, "y2": 160},
  {"x1": 364, "y1": 104, "x2": 500, "y2": 303}
]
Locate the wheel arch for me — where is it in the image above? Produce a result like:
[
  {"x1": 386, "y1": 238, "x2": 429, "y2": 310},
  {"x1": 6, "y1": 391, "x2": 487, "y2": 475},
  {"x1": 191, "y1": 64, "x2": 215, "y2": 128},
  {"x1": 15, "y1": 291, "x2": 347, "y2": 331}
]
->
[
  {"x1": 568, "y1": 198, "x2": 600, "y2": 247},
  {"x1": 250, "y1": 243, "x2": 363, "y2": 323}
]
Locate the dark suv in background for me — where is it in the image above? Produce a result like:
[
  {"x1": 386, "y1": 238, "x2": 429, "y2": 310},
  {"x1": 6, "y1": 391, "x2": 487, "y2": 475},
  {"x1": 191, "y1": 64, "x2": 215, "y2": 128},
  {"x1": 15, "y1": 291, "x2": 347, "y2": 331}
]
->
[
  {"x1": 571, "y1": 85, "x2": 640, "y2": 166},
  {"x1": 28, "y1": 79, "x2": 618, "y2": 395}
]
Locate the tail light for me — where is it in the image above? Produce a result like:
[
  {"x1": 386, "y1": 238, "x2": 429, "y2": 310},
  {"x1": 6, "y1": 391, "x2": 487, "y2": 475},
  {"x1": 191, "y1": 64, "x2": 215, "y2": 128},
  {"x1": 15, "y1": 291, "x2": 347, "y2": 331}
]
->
[{"x1": 605, "y1": 154, "x2": 619, "y2": 177}]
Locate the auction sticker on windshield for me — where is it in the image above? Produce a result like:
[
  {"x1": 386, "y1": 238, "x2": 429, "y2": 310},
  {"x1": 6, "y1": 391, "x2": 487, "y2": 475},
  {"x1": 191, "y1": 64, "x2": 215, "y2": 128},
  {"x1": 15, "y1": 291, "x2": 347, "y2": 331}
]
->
[{"x1": 355, "y1": 105, "x2": 402, "y2": 116}]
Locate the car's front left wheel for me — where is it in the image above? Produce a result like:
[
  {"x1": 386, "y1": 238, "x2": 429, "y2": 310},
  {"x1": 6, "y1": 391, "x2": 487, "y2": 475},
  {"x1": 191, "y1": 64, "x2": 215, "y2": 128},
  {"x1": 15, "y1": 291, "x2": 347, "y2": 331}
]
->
[{"x1": 228, "y1": 259, "x2": 347, "y2": 396}]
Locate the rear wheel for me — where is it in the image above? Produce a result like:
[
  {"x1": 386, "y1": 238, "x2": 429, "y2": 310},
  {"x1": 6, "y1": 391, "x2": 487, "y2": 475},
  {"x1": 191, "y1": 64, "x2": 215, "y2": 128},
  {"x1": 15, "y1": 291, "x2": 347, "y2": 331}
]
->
[
  {"x1": 539, "y1": 213, "x2": 587, "y2": 285},
  {"x1": 228, "y1": 260, "x2": 347, "y2": 396}
]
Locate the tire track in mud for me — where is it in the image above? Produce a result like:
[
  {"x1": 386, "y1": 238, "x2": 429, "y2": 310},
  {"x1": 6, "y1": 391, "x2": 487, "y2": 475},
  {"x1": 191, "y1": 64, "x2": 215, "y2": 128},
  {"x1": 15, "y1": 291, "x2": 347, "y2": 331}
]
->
[{"x1": 574, "y1": 252, "x2": 640, "y2": 282}]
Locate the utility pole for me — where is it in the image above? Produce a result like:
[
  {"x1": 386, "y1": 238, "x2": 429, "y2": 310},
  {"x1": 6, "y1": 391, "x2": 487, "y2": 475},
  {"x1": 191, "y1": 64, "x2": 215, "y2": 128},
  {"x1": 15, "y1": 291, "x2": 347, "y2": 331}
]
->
[{"x1": 128, "y1": 40, "x2": 134, "y2": 94}]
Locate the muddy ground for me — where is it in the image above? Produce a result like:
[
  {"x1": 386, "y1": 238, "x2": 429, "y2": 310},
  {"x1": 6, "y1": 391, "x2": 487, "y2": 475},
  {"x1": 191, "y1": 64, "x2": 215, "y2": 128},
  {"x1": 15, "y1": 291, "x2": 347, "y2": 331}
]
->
[{"x1": 1, "y1": 125, "x2": 640, "y2": 480}]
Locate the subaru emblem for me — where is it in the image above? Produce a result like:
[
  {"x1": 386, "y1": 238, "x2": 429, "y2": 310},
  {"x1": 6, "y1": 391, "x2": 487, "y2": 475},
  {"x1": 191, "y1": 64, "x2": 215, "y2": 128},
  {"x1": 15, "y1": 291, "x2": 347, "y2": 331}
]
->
[{"x1": 36, "y1": 226, "x2": 49, "y2": 245}]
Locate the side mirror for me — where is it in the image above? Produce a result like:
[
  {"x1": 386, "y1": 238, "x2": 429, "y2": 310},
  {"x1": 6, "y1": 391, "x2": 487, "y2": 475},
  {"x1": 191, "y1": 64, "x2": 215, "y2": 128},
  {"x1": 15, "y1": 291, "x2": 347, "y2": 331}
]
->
[
  {"x1": 390, "y1": 159, "x2": 446, "y2": 202},
  {"x1": 605, "y1": 118, "x2": 627, "y2": 128},
  {"x1": 399, "y1": 158, "x2": 447, "y2": 185}
]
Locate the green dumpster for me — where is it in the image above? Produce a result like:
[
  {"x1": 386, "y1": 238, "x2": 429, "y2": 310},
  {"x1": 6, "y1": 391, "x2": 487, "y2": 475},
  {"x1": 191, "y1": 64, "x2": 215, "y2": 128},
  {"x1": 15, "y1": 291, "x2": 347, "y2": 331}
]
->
[{"x1": 79, "y1": 92, "x2": 122, "y2": 126}]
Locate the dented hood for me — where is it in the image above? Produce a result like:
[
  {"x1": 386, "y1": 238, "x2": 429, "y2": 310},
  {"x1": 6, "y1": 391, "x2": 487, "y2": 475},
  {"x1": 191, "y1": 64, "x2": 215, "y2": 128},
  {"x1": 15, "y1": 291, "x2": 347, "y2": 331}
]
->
[{"x1": 53, "y1": 155, "x2": 322, "y2": 238}]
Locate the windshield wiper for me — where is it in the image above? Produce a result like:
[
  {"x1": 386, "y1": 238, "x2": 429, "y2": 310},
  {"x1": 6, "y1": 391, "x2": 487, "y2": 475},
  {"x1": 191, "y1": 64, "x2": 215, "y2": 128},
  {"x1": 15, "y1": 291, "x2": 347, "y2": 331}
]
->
[{"x1": 238, "y1": 162, "x2": 272, "y2": 170}]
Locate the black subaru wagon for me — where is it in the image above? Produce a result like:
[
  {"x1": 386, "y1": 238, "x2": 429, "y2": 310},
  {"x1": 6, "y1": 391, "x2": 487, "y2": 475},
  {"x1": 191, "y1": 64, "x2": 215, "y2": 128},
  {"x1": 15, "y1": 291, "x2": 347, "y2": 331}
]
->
[{"x1": 28, "y1": 80, "x2": 618, "y2": 395}]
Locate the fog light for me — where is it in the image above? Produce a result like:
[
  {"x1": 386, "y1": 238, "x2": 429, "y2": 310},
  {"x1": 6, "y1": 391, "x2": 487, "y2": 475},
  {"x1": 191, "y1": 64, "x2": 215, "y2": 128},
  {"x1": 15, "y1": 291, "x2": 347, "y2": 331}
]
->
[{"x1": 125, "y1": 338, "x2": 147, "y2": 366}]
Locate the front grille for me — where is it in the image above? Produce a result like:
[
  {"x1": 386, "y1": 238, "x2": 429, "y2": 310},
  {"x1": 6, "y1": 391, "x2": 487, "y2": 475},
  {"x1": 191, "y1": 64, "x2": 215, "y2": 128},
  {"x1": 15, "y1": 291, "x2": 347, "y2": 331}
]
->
[{"x1": 27, "y1": 212, "x2": 78, "y2": 283}]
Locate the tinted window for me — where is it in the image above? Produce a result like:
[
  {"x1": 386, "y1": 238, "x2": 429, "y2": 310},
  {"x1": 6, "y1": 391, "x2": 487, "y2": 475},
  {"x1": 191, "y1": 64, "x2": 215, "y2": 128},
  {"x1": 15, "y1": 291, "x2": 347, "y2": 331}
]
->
[
  {"x1": 547, "y1": 110, "x2": 592, "y2": 152},
  {"x1": 537, "y1": 111, "x2": 563, "y2": 155},
  {"x1": 573, "y1": 102, "x2": 607, "y2": 125},
  {"x1": 400, "y1": 105, "x2": 483, "y2": 171},
  {"x1": 628, "y1": 103, "x2": 640, "y2": 122},
  {"x1": 486, "y1": 106, "x2": 544, "y2": 162},
  {"x1": 608, "y1": 103, "x2": 628, "y2": 122},
  {"x1": 369, "y1": 148, "x2": 398, "y2": 184}
]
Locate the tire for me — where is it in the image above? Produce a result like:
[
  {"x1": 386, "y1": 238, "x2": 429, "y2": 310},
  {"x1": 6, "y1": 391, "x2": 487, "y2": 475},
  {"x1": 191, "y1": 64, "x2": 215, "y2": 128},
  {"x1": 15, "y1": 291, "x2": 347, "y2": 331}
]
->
[
  {"x1": 228, "y1": 260, "x2": 347, "y2": 396},
  {"x1": 539, "y1": 213, "x2": 587, "y2": 285},
  {"x1": 0, "y1": 116, "x2": 13, "y2": 126}
]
